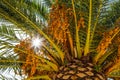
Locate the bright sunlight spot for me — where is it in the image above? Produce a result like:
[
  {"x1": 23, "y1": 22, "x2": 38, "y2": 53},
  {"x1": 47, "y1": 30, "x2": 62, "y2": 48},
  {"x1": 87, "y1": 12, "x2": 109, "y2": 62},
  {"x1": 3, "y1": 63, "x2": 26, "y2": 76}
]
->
[{"x1": 31, "y1": 36, "x2": 44, "y2": 52}]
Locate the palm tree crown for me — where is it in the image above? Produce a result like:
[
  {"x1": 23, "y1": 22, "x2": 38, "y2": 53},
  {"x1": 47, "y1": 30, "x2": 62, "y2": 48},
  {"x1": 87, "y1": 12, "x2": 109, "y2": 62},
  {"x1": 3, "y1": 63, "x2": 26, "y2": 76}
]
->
[{"x1": 0, "y1": 0, "x2": 120, "y2": 80}]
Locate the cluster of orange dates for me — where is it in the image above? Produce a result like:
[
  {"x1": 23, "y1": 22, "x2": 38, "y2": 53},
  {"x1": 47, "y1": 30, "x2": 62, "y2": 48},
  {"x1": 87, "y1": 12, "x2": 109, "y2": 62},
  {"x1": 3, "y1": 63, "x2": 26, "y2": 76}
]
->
[{"x1": 14, "y1": 38, "x2": 39, "y2": 77}]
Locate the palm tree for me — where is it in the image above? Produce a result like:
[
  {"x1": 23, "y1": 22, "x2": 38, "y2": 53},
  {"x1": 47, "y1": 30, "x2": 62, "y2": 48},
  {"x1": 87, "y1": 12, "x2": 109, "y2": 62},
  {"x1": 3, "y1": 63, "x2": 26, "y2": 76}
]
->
[{"x1": 0, "y1": 0, "x2": 120, "y2": 80}]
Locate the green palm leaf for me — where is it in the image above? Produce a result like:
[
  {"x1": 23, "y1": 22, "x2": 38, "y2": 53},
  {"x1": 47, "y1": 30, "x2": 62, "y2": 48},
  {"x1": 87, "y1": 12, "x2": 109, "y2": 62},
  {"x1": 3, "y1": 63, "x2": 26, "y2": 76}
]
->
[{"x1": 0, "y1": 0, "x2": 120, "y2": 80}]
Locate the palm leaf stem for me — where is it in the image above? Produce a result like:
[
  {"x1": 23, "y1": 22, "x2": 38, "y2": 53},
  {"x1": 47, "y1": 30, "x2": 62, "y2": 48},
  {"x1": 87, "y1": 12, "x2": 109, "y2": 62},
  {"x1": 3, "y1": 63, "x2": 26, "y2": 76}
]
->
[
  {"x1": 90, "y1": 0, "x2": 103, "y2": 43},
  {"x1": 67, "y1": 31, "x2": 74, "y2": 57},
  {"x1": 27, "y1": 75, "x2": 51, "y2": 80},
  {"x1": 72, "y1": 0, "x2": 81, "y2": 58},
  {"x1": 0, "y1": 60, "x2": 26, "y2": 64},
  {"x1": 84, "y1": 0, "x2": 92, "y2": 56}
]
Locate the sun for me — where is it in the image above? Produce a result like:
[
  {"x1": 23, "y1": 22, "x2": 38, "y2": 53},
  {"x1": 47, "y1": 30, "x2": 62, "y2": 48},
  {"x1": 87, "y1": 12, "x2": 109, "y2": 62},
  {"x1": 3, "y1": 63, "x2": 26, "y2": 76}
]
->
[{"x1": 31, "y1": 36, "x2": 44, "y2": 52}]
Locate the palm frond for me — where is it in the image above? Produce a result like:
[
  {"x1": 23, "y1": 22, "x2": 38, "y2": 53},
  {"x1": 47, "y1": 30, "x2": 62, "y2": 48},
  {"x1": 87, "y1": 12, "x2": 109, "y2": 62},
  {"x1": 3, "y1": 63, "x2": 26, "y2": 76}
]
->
[
  {"x1": 0, "y1": 24, "x2": 27, "y2": 79},
  {"x1": 0, "y1": 0, "x2": 64, "y2": 62},
  {"x1": 101, "y1": 0, "x2": 120, "y2": 27},
  {"x1": 0, "y1": 74, "x2": 19, "y2": 80},
  {"x1": 4, "y1": 0, "x2": 51, "y2": 26},
  {"x1": 108, "y1": 69, "x2": 120, "y2": 78}
]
